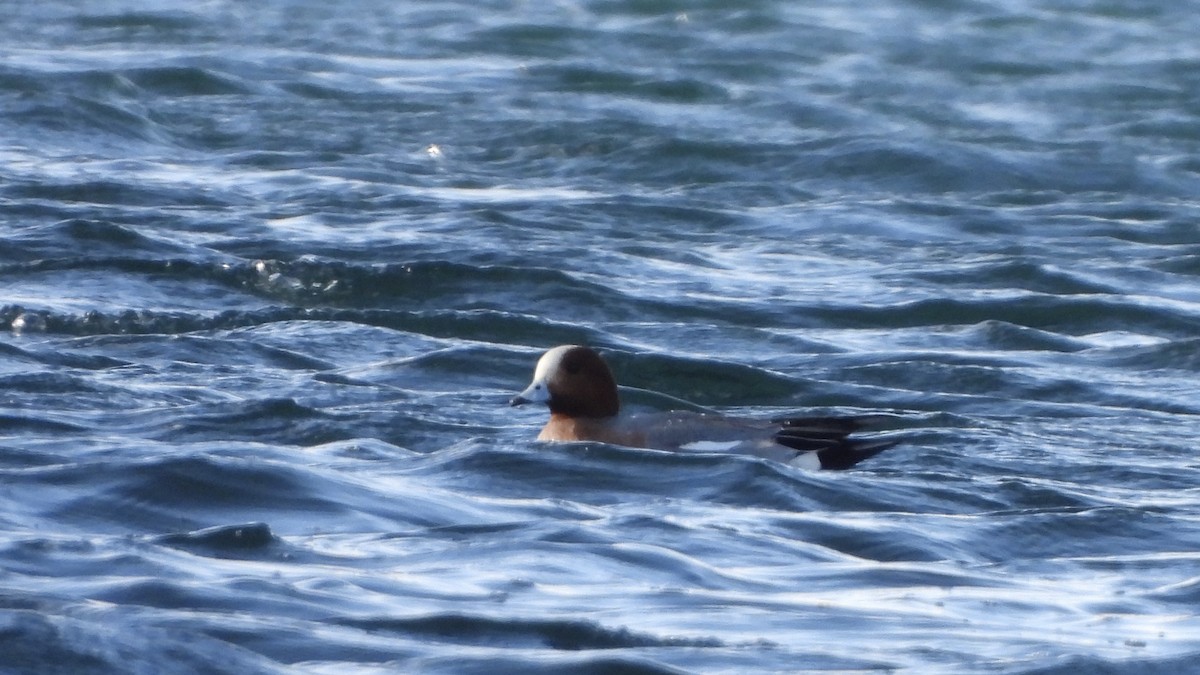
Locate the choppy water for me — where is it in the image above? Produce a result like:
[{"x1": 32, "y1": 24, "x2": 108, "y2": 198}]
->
[{"x1": 3, "y1": 1, "x2": 1200, "y2": 673}]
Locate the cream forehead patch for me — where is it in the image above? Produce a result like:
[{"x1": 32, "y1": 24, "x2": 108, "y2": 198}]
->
[{"x1": 533, "y1": 345, "x2": 580, "y2": 381}]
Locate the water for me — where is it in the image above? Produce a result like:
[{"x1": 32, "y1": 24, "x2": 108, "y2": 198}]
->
[{"x1": 2, "y1": 1, "x2": 1199, "y2": 673}]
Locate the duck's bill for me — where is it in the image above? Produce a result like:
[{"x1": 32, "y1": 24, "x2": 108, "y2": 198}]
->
[{"x1": 510, "y1": 379, "x2": 550, "y2": 406}]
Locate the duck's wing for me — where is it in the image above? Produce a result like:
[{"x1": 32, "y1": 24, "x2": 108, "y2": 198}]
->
[
  {"x1": 773, "y1": 415, "x2": 898, "y2": 469},
  {"x1": 631, "y1": 411, "x2": 896, "y2": 470}
]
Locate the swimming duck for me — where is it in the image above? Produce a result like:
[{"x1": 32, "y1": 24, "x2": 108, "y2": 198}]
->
[{"x1": 511, "y1": 345, "x2": 896, "y2": 470}]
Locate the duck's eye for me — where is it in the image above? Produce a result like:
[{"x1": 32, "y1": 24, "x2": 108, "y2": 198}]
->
[{"x1": 564, "y1": 362, "x2": 581, "y2": 375}]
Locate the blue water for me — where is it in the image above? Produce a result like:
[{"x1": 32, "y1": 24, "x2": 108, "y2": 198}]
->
[{"x1": 3, "y1": 1, "x2": 1200, "y2": 673}]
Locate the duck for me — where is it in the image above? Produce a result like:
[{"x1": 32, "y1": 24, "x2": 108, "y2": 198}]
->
[{"x1": 510, "y1": 345, "x2": 896, "y2": 470}]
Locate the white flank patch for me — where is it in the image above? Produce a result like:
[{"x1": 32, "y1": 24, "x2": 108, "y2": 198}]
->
[
  {"x1": 680, "y1": 440, "x2": 742, "y2": 452},
  {"x1": 788, "y1": 452, "x2": 822, "y2": 471}
]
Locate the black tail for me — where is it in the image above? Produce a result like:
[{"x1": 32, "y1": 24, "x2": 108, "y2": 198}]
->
[
  {"x1": 814, "y1": 438, "x2": 898, "y2": 470},
  {"x1": 772, "y1": 415, "x2": 897, "y2": 470}
]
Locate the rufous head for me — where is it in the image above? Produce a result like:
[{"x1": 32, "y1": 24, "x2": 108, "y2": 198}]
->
[{"x1": 510, "y1": 345, "x2": 620, "y2": 418}]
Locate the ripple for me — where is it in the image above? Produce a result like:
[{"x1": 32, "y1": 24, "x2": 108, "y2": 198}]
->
[
  {"x1": 0, "y1": 611, "x2": 282, "y2": 675},
  {"x1": 4, "y1": 0, "x2": 1200, "y2": 672},
  {"x1": 336, "y1": 613, "x2": 723, "y2": 650}
]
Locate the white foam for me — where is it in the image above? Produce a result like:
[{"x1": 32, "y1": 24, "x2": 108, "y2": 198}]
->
[{"x1": 680, "y1": 440, "x2": 742, "y2": 452}]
